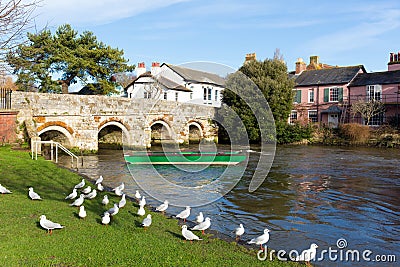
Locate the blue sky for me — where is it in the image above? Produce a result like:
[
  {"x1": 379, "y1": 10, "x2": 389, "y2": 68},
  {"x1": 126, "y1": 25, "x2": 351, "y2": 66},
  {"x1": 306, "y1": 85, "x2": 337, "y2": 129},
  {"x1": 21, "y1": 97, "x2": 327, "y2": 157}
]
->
[{"x1": 35, "y1": 0, "x2": 400, "y2": 74}]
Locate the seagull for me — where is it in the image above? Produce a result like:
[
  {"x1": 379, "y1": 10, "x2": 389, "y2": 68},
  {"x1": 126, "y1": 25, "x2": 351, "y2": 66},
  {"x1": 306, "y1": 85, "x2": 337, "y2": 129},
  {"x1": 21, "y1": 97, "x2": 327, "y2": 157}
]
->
[
  {"x1": 248, "y1": 228, "x2": 270, "y2": 250},
  {"x1": 176, "y1": 206, "x2": 191, "y2": 222},
  {"x1": 141, "y1": 214, "x2": 152, "y2": 229},
  {"x1": 135, "y1": 190, "x2": 141, "y2": 202},
  {"x1": 106, "y1": 203, "x2": 119, "y2": 216},
  {"x1": 95, "y1": 175, "x2": 103, "y2": 185},
  {"x1": 74, "y1": 179, "x2": 85, "y2": 189},
  {"x1": 118, "y1": 194, "x2": 126, "y2": 208},
  {"x1": 114, "y1": 187, "x2": 123, "y2": 196},
  {"x1": 82, "y1": 186, "x2": 92, "y2": 194},
  {"x1": 28, "y1": 187, "x2": 42, "y2": 200},
  {"x1": 112, "y1": 182, "x2": 124, "y2": 192},
  {"x1": 155, "y1": 200, "x2": 169, "y2": 214},
  {"x1": 196, "y1": 212, "x2": 204, "y2": 223},
  {"x1": 102, "y1": 212, "x2": 110, "y2": 225},
  {"x1": 191, "y1": 217, "x2": 211, "y2": 235},
  {"x1": 137, "y1": 205, "x2": 145, "y2": 216},
  {"x1": 295, "y1": 243, "x2": 318, "y2": 262},
  {"x1": 85, "y1": 189, "x2": 97, "y2": 199},
  {"x1": 65, "y1": 188, "x2": 77, "y2": 200},
  {"x1": 235, "y1": 224, "x2": 245, "y2": 241},
  {"x1": 97, "y1": 183, "x2": 104, "y2": 191},
  {"x1": 78, "y1": 205, "x2": 87, "y2": 219},
  {"x1": 0, "y1": 184, "x2": 12, "y2": 194},
  {"x1": 182, "y1": 225, "x2": 202, "y2": 242},
  {"x1": 102, "y1": 195, "x2": 109, "y2": 205},
  {"x1": 39, "y1": 215, "x2": 64, "y2": 234},
  {"x1": 69, "y1": 194, "x2": 85, "y2": 207},
  {"x1": 139, "y1": 196, "x2": 146, "y2": 207}
]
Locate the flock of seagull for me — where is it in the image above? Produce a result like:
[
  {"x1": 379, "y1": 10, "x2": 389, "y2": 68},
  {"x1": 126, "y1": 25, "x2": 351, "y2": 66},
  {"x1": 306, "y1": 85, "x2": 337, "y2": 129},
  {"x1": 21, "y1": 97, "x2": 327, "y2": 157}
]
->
[{"x1": 0, "y1": 179, "x2": 318, "y2": 262}]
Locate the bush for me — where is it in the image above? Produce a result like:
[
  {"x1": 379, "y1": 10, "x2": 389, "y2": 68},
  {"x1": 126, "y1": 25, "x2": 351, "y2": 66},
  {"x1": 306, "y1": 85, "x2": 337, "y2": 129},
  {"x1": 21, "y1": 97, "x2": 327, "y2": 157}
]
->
[
  {"x1": 276, "y1": 122, "x2": 313, "y2": 144},
  {"x1": 339, "y1": 123, "x2": 370, "y2": 144}
]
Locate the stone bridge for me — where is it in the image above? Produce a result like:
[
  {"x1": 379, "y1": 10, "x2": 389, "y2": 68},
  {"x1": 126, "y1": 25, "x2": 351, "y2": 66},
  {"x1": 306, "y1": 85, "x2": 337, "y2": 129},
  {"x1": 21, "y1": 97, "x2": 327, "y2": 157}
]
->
[{"x1": 11, "y1": 92, "x2": 217, "y2": 151}]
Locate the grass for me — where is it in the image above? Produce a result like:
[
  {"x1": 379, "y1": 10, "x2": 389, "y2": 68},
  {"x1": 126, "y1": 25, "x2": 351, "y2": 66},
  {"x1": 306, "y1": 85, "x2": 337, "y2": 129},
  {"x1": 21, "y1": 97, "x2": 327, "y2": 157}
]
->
[{"x1": 0, "y1": 145, "x2": 301, "y2": 267}]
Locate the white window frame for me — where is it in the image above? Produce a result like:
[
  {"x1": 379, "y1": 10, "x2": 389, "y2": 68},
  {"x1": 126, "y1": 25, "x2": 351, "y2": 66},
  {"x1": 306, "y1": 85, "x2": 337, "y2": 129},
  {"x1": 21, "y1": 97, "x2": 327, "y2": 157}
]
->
[
  {"x1": 366, "y1": 85, "x2": 382, "y2": 101},
  {"x1": 175, "y1": 92, "x2": 179, "y2": 101},
  {"x1": 289, "y1": 110, "x2": 298, "y2": 125},
  {"x1": 308, "y1": 110, "x2": 318, "y2": 123},
  {"x1": 163, "y1": 92, "x2": 167, "y2": 100},
  {"x1": 308, "y1": 89, "x2": 314, "y2": 103},
  {"x1": 329, "y1": 87, "x2": 339, "y2": 102}
]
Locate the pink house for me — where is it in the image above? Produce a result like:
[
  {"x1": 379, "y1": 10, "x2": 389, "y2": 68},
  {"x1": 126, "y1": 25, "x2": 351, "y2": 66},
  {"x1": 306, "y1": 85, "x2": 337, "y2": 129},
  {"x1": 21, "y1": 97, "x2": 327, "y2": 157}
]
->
[
  {"x1": 348, "y1": 53, "x2": 400, "y2": 126},
  {"x1": 292, "y1": 56, "x2": 366, "y2": 127}
]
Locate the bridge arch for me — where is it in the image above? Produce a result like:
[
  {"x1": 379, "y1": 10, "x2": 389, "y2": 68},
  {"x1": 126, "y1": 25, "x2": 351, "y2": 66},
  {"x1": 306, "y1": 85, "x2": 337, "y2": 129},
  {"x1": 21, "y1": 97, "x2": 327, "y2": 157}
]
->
[
  {"x1": 37, "y1": 125, "x2": 74, "y2": 147},
  {"x1": 98, "y1": 120, "x2": 131, "y2": 148},
  {"x1": 187, "y1": 121, "x2": 204, "y2": 143},
  {"x1": 149, "y1": 119, "x2": 173, "y2": 144}
]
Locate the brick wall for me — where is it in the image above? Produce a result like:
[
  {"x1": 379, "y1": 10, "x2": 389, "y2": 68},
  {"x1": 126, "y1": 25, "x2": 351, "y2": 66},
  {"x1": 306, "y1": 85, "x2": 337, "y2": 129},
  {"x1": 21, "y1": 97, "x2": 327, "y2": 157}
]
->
[{"x1": 0, "y1": 111, "x2": 18, "y2": 143}]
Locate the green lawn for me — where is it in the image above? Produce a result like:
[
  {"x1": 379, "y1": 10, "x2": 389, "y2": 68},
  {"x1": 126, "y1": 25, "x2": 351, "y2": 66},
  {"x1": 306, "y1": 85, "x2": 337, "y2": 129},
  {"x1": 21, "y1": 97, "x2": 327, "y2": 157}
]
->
[{"x1": 0, "y1": 145, "x2": 301, "y2": 266}]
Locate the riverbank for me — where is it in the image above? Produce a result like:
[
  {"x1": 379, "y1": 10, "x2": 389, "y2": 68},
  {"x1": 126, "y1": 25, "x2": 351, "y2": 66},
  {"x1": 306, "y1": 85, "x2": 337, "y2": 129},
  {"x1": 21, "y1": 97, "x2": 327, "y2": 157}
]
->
[{"x1": 0, "y1": 145, "x2": 300, "y2": 267}]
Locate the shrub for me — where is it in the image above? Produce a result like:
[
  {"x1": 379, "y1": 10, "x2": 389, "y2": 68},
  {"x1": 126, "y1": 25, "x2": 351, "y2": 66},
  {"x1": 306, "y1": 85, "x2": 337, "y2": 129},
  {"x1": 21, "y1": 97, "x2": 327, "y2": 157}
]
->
[
  {"x1": 276, "y1": 121, "x2": 313, "y2": 144},
  {"x1": 339, "y1": 123, "x2": 370, "y2": 144}
]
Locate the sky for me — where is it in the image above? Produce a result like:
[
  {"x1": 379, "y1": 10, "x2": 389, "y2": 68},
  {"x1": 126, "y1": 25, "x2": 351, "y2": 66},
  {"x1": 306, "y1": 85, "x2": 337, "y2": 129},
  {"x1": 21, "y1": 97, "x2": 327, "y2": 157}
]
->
[{"x1": 33, "y1": 0, "x2": 400, "y2": 75}]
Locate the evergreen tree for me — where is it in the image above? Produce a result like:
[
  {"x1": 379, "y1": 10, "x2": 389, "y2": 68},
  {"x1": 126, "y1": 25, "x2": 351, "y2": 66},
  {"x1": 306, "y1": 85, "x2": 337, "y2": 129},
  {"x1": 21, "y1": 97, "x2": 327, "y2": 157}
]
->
[{"x1": 7, "y1": 24, "x2": 134, "y2": 94}]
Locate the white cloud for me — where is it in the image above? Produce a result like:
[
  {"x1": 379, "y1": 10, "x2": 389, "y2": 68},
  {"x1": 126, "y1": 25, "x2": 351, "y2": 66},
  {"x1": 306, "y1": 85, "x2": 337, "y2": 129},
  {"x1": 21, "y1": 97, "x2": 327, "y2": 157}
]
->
[{"x1": 34, "y1": 0, "x2": 190, "y2": 27}]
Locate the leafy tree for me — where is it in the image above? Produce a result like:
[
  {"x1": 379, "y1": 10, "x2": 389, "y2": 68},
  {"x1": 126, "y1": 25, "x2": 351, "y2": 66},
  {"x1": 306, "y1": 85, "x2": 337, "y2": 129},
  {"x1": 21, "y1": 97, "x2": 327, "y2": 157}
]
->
[
  {"x1": 220, "y1": 56, "x2": 295, "y2": 143},
  {"x1": 7, "y1": 24, "x2": 135, "y2": 94}
]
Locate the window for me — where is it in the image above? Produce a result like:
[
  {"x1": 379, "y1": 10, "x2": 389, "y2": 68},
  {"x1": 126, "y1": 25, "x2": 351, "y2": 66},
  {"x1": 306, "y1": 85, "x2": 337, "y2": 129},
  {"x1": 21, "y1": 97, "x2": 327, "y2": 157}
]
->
[
  {"x1": 190, "y1": 92, "x2": 193, "y2": 100},
  {"x1": 368, "y1": 114, "x2": 384, "y2": 126},
  {"x1": 215, "y1": 90, "x2": 218, "y2": 101},
  {"x1": 308, "y1": 89, "x2": 314, "y2": 103},
  {"x1": 308, "y1": 110, "x2": 318, "y2": 122},
  {"x1": 175, "y1": 92, "x2": 178, "y2": 101},
  {"x1": 294, "y1": 90, "x2": 301, "y2": 103},
  {"x1": 324, "y1": 87, "x2": 343, "y2": 102},
  {"x1": 203, "y1": 87, "x2": 207, "y2": 100},
  {"x1": 163, "y1": 92, "x2": 167, "y2": 100},
  {"x1": 144, "y1": 92, "x2": 151, "y2": 99},
  {"x1": 208, "y1": 88, "x2": 212, "y2": 101},
  {"x1": 289, "y1": 110, "x2": 298, "y2": 124},
  {"x1": 367, "y1": 85, "x2": 382, "y2": 101}
]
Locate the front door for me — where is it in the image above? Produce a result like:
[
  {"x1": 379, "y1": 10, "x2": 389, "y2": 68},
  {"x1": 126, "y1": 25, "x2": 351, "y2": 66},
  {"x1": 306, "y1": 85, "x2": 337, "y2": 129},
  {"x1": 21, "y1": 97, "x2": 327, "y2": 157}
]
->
[{"x1": 328, "y1": 113, "x2": 339, "y2": 128}]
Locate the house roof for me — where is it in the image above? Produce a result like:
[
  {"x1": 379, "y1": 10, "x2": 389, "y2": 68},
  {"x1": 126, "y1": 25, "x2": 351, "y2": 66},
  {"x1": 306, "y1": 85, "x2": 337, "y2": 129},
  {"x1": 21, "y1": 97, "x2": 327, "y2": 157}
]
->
[
  {"x1": 165, "y1": 64, "x2": 226, "y2": 86},
  {"x1": 348, "y1": 70, "x2": 400, "y2": 87},
  {"x1": 132, "y1": 73, "x2": 192, "y2": 92},
  {"x1": 295, "y1": 65, "x2": 365, "y2": 86}
]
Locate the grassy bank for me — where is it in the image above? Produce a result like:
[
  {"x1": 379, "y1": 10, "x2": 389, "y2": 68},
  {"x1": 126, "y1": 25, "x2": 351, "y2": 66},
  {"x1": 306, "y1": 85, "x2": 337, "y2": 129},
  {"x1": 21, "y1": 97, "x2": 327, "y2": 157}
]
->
[{"x1": 0, "y1": 146, "x2": 300, "y2": 266}]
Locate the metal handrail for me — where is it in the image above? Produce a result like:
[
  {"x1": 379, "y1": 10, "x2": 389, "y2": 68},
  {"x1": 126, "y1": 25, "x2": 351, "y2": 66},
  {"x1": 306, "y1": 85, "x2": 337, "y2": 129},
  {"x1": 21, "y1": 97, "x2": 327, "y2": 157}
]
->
[{"x1": 31, "y1": 140, "x2": 79, "y2": 168}]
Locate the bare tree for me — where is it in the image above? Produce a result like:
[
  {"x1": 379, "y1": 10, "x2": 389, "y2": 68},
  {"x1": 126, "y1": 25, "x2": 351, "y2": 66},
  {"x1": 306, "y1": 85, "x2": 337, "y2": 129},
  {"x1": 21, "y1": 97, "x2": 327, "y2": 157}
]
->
[
  {"x1": 351, "y1": 98, "x2": 385, "y2": 125},
  {"x1": 143, "y1": 77, "x2": 165, "y2": 99},
  {"x1": 0, "y1": 0, "x2": 40, "y2": 72}
]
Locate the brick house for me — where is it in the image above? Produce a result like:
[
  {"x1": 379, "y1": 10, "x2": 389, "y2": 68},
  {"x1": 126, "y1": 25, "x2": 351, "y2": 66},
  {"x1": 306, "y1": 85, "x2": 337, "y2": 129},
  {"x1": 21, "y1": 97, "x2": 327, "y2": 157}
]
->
[{"x1": 291, "y1": 56, "x2": 366, "y2": 127}]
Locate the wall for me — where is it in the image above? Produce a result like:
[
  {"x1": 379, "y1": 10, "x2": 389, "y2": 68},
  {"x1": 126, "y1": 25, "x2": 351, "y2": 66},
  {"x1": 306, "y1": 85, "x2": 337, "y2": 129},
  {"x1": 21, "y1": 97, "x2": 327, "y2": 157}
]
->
[{"x1": 0, "y1": 111, "x2": 18, "y2": 143}]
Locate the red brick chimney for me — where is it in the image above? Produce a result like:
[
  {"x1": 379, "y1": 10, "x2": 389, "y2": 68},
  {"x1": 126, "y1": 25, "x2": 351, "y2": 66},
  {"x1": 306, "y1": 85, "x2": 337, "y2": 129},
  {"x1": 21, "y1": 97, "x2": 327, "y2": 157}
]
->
[
  {"x1": 136, "y1": 62, "x2": 146, "y2": 77},
  {"x1": 388, "y1": 52, "x2": 400, "y2": 71},
  {"x1": 151, "y1": 62, "x2": 161, "y2": 76},
  {"x1": 295, "y1": 58, "x2": 307, "y2": 74}
]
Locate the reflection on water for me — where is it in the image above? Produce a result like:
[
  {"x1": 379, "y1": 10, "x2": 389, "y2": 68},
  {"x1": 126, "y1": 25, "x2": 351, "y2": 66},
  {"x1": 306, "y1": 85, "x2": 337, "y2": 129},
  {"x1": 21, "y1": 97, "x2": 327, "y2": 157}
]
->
[{"x1": 57, "y1": 145, "x2": 400, "y2": 266}]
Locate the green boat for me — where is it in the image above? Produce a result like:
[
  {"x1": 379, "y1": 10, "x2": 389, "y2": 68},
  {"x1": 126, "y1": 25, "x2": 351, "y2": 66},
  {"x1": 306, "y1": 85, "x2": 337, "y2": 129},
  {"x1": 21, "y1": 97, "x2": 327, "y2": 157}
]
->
[{"x1": 124, "y1": 151, "x2": 246, "y2": 165}]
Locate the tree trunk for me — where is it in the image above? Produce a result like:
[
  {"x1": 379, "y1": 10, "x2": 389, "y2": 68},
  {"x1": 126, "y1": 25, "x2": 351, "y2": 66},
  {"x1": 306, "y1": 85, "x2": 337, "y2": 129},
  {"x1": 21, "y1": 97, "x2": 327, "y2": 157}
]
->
[{"x1": 60, "y1": 81, "x2": 69, "y2": 94}]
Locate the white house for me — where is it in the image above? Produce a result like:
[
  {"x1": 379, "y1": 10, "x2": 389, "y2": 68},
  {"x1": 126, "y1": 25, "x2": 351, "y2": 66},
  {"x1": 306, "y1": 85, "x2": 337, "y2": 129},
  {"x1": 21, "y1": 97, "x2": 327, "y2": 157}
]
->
[{"x1": 125, "y1": 62, "x2": 225, "y2": 107}]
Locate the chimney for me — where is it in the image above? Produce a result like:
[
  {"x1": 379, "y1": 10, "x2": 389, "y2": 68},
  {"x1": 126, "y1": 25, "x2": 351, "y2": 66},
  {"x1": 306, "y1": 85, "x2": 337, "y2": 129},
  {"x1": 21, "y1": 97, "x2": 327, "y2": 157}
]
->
[
  {"x1": 295, "y1": 58, "x2": 307, "y2": 74},
  {"x1": 388, "y1": 52, "x2": 400, "y2": 71},
  {"x1": 245, "y1": 53, "x2": 256, "y2": 63},
  {"x1": 136, "y1": 62, "x2": 146, "y2": 77},
  {"x1": 310, "y1": 55, "x2": 319, "y2": 65},
  {"x1": 151, "y1": 62, "x2": 161, "y2": 76}
]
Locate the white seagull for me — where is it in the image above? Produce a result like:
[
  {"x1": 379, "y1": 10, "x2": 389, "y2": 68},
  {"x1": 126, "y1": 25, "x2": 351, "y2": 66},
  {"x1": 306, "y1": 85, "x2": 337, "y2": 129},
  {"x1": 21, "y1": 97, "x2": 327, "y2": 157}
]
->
[
  {"x1": 137, "y1": 205, "x2": 145, "y2": 216},
  {"x1": 139, "y1": 196, "x2": 146, "y2": 207},
  {"x1": 39, "y1": 215, "x2": 64, "y2": 234},
  {"x1": 135, "y1": 190, "x2": 141, "y2": 202},
  {"x1": 78, "y1": 205, "x2": 87, "y2": 219},
  {"x1": 182, "y1": 225, "x2": 202, "y2": 242},
  {"x1": 118, "y1": 194, "x2": 126, "y2": 208},
  {"x1": 156, "y1": 200, "x2": 169, "y2": 214},
  {"x1": 112, "y1": 182, "x2": 124, "y2": 192},
  {"x1": 235, "y1": 223, "x2": 245, "y2": 241},
  {"x1": 295, "y1": 243, "x2": 318, "y2": 262},
  {"x1": 95, "y1": 175, "x2": 103, "y2": 185},
  {"x1": 65, "y1": 188, "x2": 77, "y2": 200},
  {"x1": 0, "y1": 184, "x2": 12, "y2": 194},
  {"x1": 106, "y1": 203, "x2": 119, "y2": 216},
  {"x1": 196, "y1": 212, "x2": 204, "y2": 223},
  {"x1": 28, "y1": 187, "x2": 42, "y2": 200},
  {"x1": 97, "y1": 183, "x2": 104, "y2": 191},
  {"x1": 191, "y1": 217, "x2": 211, "y2": 235},
  {"x1": 82, "y1": 186, "x2": 92, "y2": 194},
  {"x1": 74, "y1": 179, "x2": 85, "y2": 189},
  {"x1": 102, "y1": 195, "x2": 109, "y2": 205},
  {"x1": 102, "y1": 212, "x2": 110, "y2": 225},
  {"x1": 85, "y1": 189, "x2": 97, "y2": 199},
  {"x1": 176, "y1": 206, "x2": 191, "y2": 222},
  {"x1": 114, "y1": 187, "x2": 123, "y2": 196},
  {"x1": 141, "y1": 214, "x2": 152, "y2": 229},
  {"x1": 69, "y1": 194, "x2": 85, "y2": 207},
  {"x1": 248, "y1": 228, "x2": 270, "y2": 250}
]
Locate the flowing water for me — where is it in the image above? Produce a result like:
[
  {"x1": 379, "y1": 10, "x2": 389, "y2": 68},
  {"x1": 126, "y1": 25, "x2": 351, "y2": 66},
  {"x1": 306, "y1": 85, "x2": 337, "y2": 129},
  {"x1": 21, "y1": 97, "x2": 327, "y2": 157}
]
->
[{"x1": 57, "y1": 145, "x2": 399, "y2": 266}]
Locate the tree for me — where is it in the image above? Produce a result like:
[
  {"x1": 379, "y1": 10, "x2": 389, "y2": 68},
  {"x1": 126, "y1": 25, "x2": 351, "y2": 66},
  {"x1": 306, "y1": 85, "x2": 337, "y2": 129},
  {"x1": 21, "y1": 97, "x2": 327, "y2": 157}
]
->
[
  {"x1": 220, "y1": 56, "x2": 295, "y2": 143},
  {"x1": 351, "y1": 98, "x2": 385, "y2": 125},
  {"x1": 114, "y1": 72, "x2": 135, "y2": 88},
  {"x1": 7, "y1": 24, "x2": 135, "y2": 94},
  {"x1": 0, "y1": 0, "x2": 39, "y2": 72}
]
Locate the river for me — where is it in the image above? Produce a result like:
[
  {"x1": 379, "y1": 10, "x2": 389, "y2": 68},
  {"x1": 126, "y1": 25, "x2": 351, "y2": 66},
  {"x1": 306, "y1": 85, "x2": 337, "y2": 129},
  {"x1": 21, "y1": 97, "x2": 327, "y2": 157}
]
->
[{"x1": 57, "y1": 145, "x2": 399, "y2": 266}]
